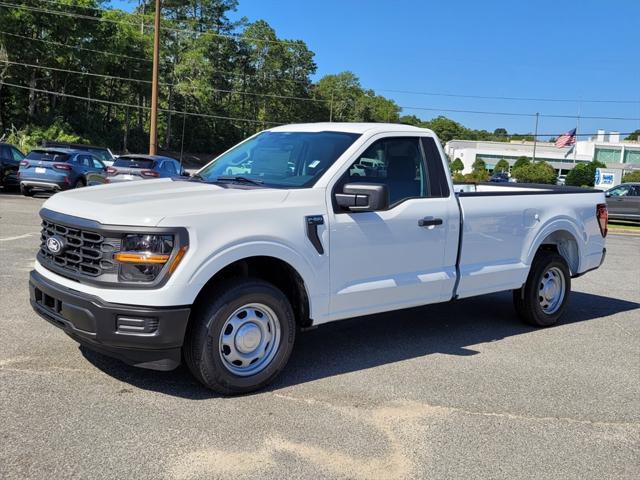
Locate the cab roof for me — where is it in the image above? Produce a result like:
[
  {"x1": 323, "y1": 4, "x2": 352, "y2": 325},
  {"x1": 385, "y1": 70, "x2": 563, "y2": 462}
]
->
[{"x1": 267, "y1": 122, "x2": 434, "y2": 136}]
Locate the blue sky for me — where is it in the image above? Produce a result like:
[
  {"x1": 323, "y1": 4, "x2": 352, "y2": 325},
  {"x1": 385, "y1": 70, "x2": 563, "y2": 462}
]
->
[{"x1": 112, "y1": 0, "x2": 640, "y2": 138}]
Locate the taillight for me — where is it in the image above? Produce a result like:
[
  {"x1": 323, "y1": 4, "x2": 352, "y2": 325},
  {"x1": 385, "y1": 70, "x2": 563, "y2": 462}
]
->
[
  {"x1": 141, "y1": 169, "x2": 159, "y2": 178},
  {"x1": 596, "y1": 203, "x2": 608, "y2": 238},
  {"x1": 19, "y1": 160, "x2": 28, "y2": 167},
  {"x1": 106, "y1": 166, "x2": 117, "y2": 174},
  {"x1": 53, "y1": 163, "x2": 72, "y2": 171}
]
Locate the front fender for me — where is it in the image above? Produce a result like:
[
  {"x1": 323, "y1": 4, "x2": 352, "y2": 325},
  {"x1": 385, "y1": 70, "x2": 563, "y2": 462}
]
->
[{"x1": 186, "y1": 240, "x2": 327, "y2": 319}]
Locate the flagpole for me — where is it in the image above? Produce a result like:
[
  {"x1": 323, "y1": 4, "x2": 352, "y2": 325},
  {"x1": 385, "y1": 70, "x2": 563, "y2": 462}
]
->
[
  {"x1": 532, "y1": 112, "x2": 539, "y2": 161},
  {"x1": 574, "y1": 99, "x2": 581, "y2": 163}
]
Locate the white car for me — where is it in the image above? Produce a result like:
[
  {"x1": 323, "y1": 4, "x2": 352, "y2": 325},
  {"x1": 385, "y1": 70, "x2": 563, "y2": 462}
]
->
[{"x1": 30, "y1": 123, "x2": 608, "y2": 394}]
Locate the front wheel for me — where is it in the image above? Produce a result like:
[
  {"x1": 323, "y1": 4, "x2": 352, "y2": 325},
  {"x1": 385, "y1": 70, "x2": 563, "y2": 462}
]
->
[
  {"x1": 184, "y1": 278, "x2": 296, "y2": 395},
  {"x1": 20, "y1": 184, "x2": 33, "y2": 196},
  {"x1": 513, "y1": 251, "x2": 571, "y2": 327}
]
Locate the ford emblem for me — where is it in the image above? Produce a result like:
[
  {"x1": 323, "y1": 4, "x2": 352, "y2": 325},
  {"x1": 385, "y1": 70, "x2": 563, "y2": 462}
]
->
[{"x1": 46, "y1": 236, "x2": 65, "y2": 256}]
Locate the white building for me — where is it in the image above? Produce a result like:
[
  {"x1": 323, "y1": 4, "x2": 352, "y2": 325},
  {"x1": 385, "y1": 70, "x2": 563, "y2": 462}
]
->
[{"x1": 445, "y1": 129, "x2": 640, "y2": 175}]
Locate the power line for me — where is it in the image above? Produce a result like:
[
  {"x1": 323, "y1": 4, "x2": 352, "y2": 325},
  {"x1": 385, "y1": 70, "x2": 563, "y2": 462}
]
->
[
  {"x1": 399, "y1": 105, "x2": 640, "y2": 121},
  {"x1": 0, "y1": 81, "x2": 284, "y2": 125},
  {"x1": 0, "y1": 2, "x2": 306, "y2": 47},
  {"x1": 0, "y1": 59, "x2": 327, "y2": 103},
  {"x1": 0, "y1": 30, "x2": 151, "y2": 64},
  {"x1": 379, "y1": 88, "x2": 640, "y2": 105}
]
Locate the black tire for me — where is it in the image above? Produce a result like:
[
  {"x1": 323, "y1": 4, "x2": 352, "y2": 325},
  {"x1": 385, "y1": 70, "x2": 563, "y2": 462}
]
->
[
  {"x1": 74, "y1": 178, "x2": 86, "y2": 189},
  {"x1": 513, "y1": 251, "x2": 571, "y2": 327},
  {"x1": 20, "y1": 185, "x2": 33, "y2": 196},
  {"x1": 184, "y1": 278, "x2": 296, "y2": 395}
]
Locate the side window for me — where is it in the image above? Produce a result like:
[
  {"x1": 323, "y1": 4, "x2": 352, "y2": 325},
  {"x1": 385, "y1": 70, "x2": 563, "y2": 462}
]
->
[
  {"x1": 609, "y1": 186, "x2": 630, "y2": 197},
  {"x1": 77, "y1": 155, "x2": 91, "y2": 167},
  {"x1": 91, "y1": 157, "x2": 104, "y2": 169},
  {"x1": 163, "y1": 161, "x2": 178, "y2": 174},
  {"x1": 11, "y1": 148, "x2": 24, "y2": 162},
  {"x1": 340, "y1": 137, "x2": 428, "y2": 206},
  {"x1": 0, "y1": 146, "x2": 10, "y2": 161}
]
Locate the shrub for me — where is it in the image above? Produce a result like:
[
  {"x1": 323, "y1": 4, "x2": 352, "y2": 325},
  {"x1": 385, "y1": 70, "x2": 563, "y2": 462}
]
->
[
  {"x1": 5, "y1": 119, "x2": 88, "y2": 153},
  {"x1": 512, "y1": 161, "x2": 557, "y2": 184},
  {"x1": 623, "y1": 170, "x2": 640, "y2": 182},
  {"x1": 450, "y1": 158, "x2": 464, "y2": 173},
  {"x1": 513, "y1": 156, "x2": 531, "y2": 170},
  {"x1": 493, "y1": 159, "x2": 510, "y2": 173},
  {"x1": 565, "y1": 160, "x2": 606, "y2": 187}
]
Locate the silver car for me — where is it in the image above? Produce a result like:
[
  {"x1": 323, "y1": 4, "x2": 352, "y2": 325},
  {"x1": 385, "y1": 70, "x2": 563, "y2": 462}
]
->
[{"x1": 106, "y1": 155, "x2": 189, "y2": 183}]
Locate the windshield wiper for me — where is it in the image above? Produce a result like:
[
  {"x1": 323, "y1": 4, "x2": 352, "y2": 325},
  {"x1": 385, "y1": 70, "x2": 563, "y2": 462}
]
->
[
  {"x1": 215, "y1": 175, "x2": 264, "y2": 186},
  {"x1": 189, "y1": 172, "x2": 205, "y2": 182}
]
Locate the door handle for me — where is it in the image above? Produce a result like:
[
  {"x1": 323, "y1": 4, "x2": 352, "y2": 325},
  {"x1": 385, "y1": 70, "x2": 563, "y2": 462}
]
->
[{"x1": 418, "y1": 217, "x2": 443, "y2": 227}]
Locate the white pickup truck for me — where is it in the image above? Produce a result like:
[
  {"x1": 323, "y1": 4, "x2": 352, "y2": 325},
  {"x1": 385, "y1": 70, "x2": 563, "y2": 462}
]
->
[{"x1": 29, "y1": 123, "x2": 608, "y2": 394}]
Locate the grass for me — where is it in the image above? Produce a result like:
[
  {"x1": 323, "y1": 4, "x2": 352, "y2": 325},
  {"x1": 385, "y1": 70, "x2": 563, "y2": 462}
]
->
[{"x1": 608, "y1": 221, "x2": 640, "y2": 231}]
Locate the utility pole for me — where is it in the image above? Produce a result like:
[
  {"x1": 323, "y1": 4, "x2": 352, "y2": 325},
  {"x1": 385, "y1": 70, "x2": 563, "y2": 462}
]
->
[
  {"x1": 149, "y1": 0, "x2": 161, "y2": 155},
  {"x1": 532, "y1": 112, "x2": 539, "y2": 162}
]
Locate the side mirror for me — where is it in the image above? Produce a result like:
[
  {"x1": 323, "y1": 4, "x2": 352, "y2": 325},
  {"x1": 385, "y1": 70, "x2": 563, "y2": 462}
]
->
[{"x1": 335, "y1": 183, "x2": 389, "y2": 212}]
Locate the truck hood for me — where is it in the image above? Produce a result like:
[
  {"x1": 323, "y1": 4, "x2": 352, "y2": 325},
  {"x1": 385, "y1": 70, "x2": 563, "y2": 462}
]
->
[{"x1": 41, "y1": 178, "x2": 290, "y2": 226}]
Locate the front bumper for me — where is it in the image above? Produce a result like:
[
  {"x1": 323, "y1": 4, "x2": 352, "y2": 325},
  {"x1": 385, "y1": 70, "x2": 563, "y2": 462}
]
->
[{"x1": 29, "y1": 270, "x2": 191, "y2": 370}]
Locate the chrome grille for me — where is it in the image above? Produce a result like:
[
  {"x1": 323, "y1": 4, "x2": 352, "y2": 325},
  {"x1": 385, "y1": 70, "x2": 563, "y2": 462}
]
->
[{"x1": 39, "y1": 220, "x2": 119, "y2": 277}]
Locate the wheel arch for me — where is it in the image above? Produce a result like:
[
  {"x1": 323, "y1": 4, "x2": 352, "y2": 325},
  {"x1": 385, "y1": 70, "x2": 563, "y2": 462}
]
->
[
  {"x1": 190, "y1": 255, "x2": 312, "y2": 329},
  {"x1": 527, "y1": 222, "x2": 583, "y2": 276}
]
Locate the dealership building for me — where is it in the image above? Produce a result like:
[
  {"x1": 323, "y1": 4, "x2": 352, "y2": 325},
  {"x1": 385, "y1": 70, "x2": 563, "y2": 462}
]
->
[{"x1": 445, "y1": 130, "x2": 640, "y2": 175}]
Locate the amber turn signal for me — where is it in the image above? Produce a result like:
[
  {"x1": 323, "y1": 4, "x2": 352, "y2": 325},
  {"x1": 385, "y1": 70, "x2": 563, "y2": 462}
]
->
[
  {"x1": 167, "y1": 246, "x2": 188, "y2": 275},
  {"x1": 114, "y1": 252, "x2": 170, "y2": 264}
]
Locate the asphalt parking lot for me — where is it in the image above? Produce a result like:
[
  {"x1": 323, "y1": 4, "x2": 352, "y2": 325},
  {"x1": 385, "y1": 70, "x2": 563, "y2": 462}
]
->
[{"x1": 1, "y1": 192, "x2": 638, "y2": 480}]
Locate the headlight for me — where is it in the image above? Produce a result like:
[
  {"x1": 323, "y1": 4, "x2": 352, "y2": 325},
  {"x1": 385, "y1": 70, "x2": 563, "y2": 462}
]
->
[{"x1": 114, "y1": 234, "x2": 187, "y2": 282}]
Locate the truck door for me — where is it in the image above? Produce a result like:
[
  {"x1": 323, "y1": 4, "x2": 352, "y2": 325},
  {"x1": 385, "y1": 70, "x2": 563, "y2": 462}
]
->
[{"x1": 327, "y1": 135, "x2": 459, "y2": 320}]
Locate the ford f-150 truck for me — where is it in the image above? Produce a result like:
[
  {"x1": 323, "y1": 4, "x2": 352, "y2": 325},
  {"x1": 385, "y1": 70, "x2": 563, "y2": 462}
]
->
[{"x1": 29, "y1": 123, "x2": 608, "y2": 394}]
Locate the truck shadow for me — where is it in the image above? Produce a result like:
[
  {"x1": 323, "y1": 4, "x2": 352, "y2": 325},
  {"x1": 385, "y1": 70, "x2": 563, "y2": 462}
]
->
[{"x1": 80, "y1": 290, "x2": 639, "y2": 399}]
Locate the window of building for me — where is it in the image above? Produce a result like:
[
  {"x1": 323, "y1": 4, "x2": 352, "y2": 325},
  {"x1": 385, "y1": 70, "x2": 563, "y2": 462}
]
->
[
  {"x1": 623, "y1": 149, "x2": 640, "y2": 164},
  {"x1": 594, "y1": 147, "x2": 621, "y2": 163}
]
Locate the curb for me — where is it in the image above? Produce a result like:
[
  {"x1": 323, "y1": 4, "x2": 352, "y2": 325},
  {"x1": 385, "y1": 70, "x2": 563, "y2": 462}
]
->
[{"x1": 608, "y1": 229, "x2": 640, "y2": 236}]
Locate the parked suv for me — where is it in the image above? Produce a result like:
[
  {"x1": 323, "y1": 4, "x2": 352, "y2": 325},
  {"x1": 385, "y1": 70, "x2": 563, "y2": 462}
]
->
[
  {"x1": 0, "y1": 142, "x2": 25, "y2": 189},
  {"x1": 41, "y1": 141, "x2": 116, "y2": 166},
  {"x1": 19, "y1": 148, "x2": 108, "y2": 196},
  {"x1": 106, "y1": 154, "x2": 188, "y2": 183}
]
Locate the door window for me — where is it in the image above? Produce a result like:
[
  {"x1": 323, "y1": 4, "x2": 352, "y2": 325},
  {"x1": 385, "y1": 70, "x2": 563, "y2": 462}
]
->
[
  {"x1": 77, "y1": 155, "x2": 92, "y2": 167},
  {"x1": 11, "y1": 148, "x2": 24, "y2": 162},
  {"x1": 340, "y1": 137, "x2": 429, "y2": 206},
  {"x1": 163, "y1": 161, "x2": 178, "y2": 174},
  {"x1": 91, "y1": 157, "x2": 105, "y2": 169},
  {"x1": 608, "y1": 185, "x2": 631, "y2": 196}
]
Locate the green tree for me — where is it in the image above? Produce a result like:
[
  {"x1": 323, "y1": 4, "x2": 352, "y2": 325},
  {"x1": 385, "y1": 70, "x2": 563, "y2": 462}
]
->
[
  {"x1": 493, "y1": 159, "x2": 510, "y2": 173},
  {"x1": 512, "y1": 161, "x2": 557, "y2": 184},
  {"x1": 493, "y1": 128, "x2": 507, "y2": 138},
  {"x1": 624, "y1": 129, "x2": 640, "y2": 141},
  {"x1": 513, "y1": 156, "x2": 531, "y2": 169},
  {"x1": 565, "y1": 160, "x2": 606, "y2": 187},
  {"x1": 422, "y1": 116, "x2": 466, "y2": 144},
  {"x1": 450, "y1": 158, "x2": 464, "y2": 173}
]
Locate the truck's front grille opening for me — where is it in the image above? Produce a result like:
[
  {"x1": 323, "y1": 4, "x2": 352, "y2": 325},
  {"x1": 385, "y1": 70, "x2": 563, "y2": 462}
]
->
[{"x1": 38, "y1": 219, "x2": 119, "y2": 278}]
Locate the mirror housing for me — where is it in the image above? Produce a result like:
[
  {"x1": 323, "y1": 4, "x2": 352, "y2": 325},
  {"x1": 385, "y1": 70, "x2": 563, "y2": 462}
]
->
[{"x1": 335, "y1": 183, "x2": 389, "y2": 212}]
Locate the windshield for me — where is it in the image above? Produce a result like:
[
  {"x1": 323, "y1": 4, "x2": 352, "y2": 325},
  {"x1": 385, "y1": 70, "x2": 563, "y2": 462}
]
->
[
  {"x1": 196, "y1": 131, "x2": 360, "y2": 188},
  {"x1": 113, "y1": 158, "x2": 155, "y2": 169},
  {"x1": 26, "y1": 151, "x2": 70, "y2": 162}
]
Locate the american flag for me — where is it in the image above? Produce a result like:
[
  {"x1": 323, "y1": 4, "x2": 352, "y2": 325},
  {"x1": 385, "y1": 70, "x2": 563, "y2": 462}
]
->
[{"x1": 555, "y1": 128, "x2": 576, "y2": 148}]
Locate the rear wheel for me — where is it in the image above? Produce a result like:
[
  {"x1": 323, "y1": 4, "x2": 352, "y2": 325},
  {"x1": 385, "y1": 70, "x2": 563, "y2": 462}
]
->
[
  {"x1": 20, "y1": 185, "x2": 33, "y2": 196},
  {"x1": 184, "y1": 278, "x2": 296, "y2": 395},
  {"x1": 513, "y1": 251, "x2": 571, "y2": 327},
  {"x1": 74, "y1": 178, "x2": 86, "y2": 189}
]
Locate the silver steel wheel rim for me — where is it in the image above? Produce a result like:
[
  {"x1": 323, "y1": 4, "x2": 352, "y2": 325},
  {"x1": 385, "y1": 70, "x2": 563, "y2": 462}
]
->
[
  {"x1": 218, "y1": 303, "x2": 281, "y2": 377},
  {"x1": 538, "y1": 266, "x2": 566, "y2": 315}
]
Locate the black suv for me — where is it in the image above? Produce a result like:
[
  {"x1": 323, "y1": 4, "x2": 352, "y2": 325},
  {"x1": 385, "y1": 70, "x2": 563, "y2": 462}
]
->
[{"x1": 0, "y1": 143, "x2": 25, "y2": 189}]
